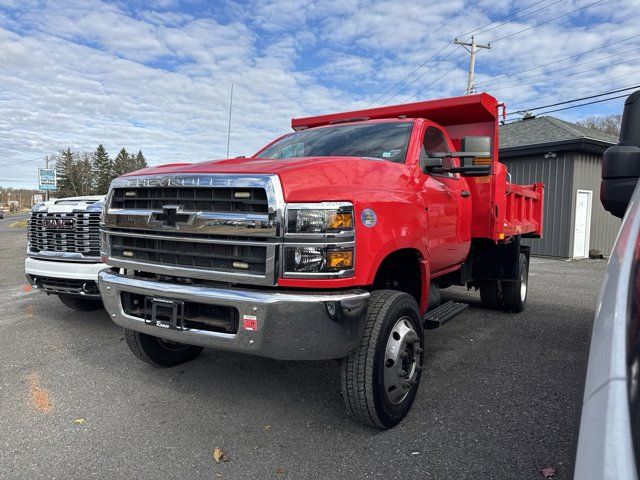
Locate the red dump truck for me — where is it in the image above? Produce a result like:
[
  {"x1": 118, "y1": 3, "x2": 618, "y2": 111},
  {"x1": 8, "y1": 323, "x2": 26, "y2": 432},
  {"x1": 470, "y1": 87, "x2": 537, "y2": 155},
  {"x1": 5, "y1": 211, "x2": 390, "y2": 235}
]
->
[{"x1": 98, "y1": 93, "x2": 544, "y2": 428}]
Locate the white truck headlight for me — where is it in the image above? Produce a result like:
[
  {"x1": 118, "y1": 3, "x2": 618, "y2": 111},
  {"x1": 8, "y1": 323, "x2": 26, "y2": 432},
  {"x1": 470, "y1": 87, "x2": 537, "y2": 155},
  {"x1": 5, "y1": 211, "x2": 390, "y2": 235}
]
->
[{"x1": 286, "y1": 203, "x2": 354, "y2": 234}]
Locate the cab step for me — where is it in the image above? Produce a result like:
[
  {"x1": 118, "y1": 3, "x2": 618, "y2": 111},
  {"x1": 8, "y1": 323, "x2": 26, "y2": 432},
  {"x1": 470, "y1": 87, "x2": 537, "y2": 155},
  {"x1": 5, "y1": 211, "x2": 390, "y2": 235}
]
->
[{"x1": 423, "y1": 300, "x2": 469, "y2": 330}]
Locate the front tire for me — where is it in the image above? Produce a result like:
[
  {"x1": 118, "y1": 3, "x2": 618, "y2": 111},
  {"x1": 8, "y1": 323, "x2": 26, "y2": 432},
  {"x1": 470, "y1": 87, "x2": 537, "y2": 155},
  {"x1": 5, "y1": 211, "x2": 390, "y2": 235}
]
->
[
  {"x1": 341, "y1": 290, "x2": 424, "y2": 429},
  {"x1": 58, "y1": 294, "x2": 103, "y2": 311},
  {"x1": 124, "y1": 329, "x2": 204, "y2": 367},
  {"x1": 501, "y1": 253, "x2": 529, "y2": 313}
]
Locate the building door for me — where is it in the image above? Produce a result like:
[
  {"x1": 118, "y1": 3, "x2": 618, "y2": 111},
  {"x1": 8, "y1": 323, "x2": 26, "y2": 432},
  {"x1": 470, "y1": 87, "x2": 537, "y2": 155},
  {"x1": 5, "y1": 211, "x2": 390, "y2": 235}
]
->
[{"x1": 573, "y1": 190, "x2": 593, "y2": 259}]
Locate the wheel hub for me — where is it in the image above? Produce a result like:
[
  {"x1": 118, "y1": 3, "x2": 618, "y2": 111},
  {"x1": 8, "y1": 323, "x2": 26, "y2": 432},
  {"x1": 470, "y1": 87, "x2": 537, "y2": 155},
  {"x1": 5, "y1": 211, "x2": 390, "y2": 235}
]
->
[
  {"x1": 383, "y1": 316, "x2": 422, "y2": 404},
  {"x1": 520, "y1": 266, "x2": 528, "y2": 303}
]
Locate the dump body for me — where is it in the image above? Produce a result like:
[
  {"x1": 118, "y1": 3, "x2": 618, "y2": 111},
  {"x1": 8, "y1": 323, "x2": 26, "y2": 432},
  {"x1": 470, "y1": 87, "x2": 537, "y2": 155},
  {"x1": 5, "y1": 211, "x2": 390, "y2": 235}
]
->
[{"x1": 291, "y1": 92, "x2": 543, "y2": 242}]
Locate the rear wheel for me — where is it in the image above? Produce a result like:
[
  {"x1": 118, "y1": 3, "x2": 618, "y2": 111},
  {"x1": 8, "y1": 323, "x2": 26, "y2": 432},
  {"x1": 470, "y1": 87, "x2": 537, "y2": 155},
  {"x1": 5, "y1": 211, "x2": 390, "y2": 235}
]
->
[
  {"x1": 58, "y1": 294, "x2": 103, "y2": 311},
  {"x1": 341, "y1": 290, "x2": 424, "y2": 429},
  {"x1": 479, "y1": 280, "x2": 502, "y2": 309},
  {"x1": 124, "y1": 329, "x2": 204, "y2": 367},
  {"x1": 502, "y1": 253, "x2": 529, "y2": 312}
]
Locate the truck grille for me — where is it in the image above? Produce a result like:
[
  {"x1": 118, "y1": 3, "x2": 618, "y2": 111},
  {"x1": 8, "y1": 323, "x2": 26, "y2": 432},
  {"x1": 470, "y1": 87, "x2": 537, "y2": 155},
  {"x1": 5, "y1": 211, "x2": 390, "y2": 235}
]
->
[
  {"x1": 103, "y1": 175, "x2": 280, "y2": 286},
  {"x1": 111, "y1": 187, "x2": 268, "y2": 213},
  {"x1": 111, "y1": 235, "x2": 267, "y2": 274},
  {"x1": 28, "y1": 212, "x2": 101, "y2": 258}
]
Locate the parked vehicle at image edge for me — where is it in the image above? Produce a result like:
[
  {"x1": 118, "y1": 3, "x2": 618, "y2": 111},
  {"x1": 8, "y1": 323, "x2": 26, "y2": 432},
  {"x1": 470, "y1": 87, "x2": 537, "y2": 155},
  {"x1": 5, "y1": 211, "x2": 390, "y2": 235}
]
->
[
  {"x1": 25, "y1": 196, "x2": 105, "y2": 311},
  {"x1": 574, "y1": 90, "x2": 640, "y2": 479},
  {"x1": 98, "y1": 93, "x2": 544, "y2": 428}
]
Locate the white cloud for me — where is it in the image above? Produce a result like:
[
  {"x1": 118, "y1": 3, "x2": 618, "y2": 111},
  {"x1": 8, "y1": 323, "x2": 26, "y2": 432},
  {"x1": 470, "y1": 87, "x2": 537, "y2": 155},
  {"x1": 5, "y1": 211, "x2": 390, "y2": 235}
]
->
[{"x1": 0, "y1": 0, "x2": 638, "y2": 187}]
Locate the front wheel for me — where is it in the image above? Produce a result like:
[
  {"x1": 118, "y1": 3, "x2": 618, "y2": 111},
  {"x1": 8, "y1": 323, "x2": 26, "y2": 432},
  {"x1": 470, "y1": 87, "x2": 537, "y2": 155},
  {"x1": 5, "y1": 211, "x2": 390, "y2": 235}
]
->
[
  {"x1": 341, "y1": 290, "x2": 424, "y2": 429},
  {"x1": 58, "y1": 294, "x2": 103, "y2": 311},
  {"x1": 124, "y1": 329, "x2": 204, "y2": 367}
]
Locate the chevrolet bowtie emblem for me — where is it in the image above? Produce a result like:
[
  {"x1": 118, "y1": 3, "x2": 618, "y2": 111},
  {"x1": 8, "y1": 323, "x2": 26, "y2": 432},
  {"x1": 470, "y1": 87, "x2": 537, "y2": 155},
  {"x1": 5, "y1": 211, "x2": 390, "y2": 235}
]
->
[{"x1": 154, "y1": 205, "x2": 191, "y2": 228}]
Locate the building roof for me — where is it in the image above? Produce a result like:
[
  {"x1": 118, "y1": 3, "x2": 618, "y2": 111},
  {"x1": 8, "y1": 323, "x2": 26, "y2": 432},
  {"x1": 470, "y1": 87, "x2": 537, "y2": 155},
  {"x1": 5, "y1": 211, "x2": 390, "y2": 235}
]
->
[{"x1": 499, "y1": 116, "x2": 618, "y2": 153}]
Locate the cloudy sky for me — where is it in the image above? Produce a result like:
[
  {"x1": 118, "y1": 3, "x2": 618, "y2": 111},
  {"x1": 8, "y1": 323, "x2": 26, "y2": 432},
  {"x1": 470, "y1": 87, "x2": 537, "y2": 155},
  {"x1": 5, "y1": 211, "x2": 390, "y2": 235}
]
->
[{"x1": 0, "y1": 0, "x2": 638, "y2": 188}]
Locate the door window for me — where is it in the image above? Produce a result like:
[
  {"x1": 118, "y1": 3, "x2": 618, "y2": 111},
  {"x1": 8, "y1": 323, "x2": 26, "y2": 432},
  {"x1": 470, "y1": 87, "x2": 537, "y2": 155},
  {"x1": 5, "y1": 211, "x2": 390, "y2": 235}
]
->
[{"x1": 421, "y1": 126, "x2": 457, "y2": 178}]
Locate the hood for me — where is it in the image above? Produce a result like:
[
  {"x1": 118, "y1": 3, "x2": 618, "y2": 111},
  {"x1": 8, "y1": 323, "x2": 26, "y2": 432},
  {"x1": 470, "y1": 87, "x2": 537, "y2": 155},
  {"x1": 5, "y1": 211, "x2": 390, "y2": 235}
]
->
[
  {"x1": 33, "y1": 195, "x2": 105, "y2": 214},
  {"x1": 123, "y1": 156, "x2": 412, "y2": 202}
]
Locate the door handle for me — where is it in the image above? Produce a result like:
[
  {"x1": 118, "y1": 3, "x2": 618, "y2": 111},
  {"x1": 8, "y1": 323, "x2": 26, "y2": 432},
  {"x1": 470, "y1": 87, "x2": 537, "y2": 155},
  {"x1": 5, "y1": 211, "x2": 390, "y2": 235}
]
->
[{"x1": 461, "y1": 190, "x2": 471, "y2": 197}]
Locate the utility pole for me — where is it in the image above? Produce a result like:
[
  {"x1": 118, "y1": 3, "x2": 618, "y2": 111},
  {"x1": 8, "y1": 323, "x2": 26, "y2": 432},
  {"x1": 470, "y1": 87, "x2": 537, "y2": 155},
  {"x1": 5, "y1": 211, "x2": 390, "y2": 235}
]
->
[
  {"x1": 226, "y1": 83, "x2": 234, "y2": 158},
  {"x1": 45, "y1": 155, "x2": 49, "y2": 202},
  {"x1": 454, "y1": 36, "x2": 491, "y2": 95}
]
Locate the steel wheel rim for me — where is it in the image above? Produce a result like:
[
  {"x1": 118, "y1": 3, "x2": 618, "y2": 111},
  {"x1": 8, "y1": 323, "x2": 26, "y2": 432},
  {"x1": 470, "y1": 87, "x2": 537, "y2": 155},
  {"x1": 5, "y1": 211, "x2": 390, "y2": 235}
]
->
[
  {"x1": 383, "y1": 316, "x2": 421, "y2": 405},
  {"x1": 520, "y1": 265, "x2": 528, "y2": 303}
]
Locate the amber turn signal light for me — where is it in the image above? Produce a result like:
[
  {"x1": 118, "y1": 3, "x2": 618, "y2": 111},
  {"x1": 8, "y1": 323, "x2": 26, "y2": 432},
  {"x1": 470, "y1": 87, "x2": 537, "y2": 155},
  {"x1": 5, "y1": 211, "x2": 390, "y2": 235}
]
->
[
  {"x1": 327, "y1": 212, "x2": 353, "y2": 229},
  {"x1": 473, "y1": 157, "x2": 492, "y2": 166},
  {"x1": 326, "y1": 249, "x2": 354, "y2": 269}
]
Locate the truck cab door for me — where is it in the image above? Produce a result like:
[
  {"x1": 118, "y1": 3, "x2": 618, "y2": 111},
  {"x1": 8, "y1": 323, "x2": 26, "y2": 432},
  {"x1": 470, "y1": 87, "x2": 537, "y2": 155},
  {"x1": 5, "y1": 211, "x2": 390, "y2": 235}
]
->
[{"x1": 418, "y1": 125, "x2": 472, "y2": 274}]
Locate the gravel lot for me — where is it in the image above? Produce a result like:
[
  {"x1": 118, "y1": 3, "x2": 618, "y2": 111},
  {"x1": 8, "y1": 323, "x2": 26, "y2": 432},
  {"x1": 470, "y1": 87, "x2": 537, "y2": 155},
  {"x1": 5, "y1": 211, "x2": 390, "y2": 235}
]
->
[{"x1": 0, "y1": 221, "x2": 604, "y2": 479}]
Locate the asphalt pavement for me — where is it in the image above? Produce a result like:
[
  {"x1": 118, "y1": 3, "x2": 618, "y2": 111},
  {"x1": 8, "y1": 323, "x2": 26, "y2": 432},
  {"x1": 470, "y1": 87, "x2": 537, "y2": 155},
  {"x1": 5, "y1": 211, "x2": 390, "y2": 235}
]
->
[{"x1": 0, "y1": 223, "x2": 604, "y2": 479}]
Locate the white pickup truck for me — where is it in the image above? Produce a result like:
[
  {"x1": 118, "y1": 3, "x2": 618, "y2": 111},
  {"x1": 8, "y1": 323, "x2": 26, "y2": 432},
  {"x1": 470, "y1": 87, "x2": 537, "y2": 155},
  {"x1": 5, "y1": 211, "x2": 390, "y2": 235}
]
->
[{"x1": 25, "y1": 195, "x2": 105, "y2": 310}]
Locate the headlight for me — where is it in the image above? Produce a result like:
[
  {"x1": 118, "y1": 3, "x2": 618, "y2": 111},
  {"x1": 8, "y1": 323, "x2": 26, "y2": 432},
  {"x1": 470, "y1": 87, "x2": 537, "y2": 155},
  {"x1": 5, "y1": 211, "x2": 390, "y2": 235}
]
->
[
  {"x1": 286, "y1": 203, "x2": 354, "y2": 235},
  {"x1": 285, "y1": 246, "x2": 354, "y2": 273}
]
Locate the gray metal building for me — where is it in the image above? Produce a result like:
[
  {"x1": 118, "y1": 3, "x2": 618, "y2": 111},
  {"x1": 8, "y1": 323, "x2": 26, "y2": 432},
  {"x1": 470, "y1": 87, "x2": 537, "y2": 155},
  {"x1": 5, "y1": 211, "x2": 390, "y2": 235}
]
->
[{"x1": 499, "y1": 116, "x2": 620, "y2": 258}]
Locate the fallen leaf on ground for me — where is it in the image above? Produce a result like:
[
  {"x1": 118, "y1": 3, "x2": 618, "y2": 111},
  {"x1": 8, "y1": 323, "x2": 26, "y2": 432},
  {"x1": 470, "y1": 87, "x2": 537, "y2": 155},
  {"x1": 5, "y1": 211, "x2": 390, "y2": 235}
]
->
[
  {"x1": 23, "y1": 284, "x2": 32, "y2": 293},
  {"x1": 74, "y1": 418, "x2": 86, "y2": 424},
  {"x1": 264, "y1": 425, "x2": 271, "y2": 432},
  {"x1": 212, "y1": 448, "x2": 228, "y2": 463},
  {"x1": 540, "y1": 466, "x2": 556, "y2": 477},
  {"x1": 275, "y1": 468, "x2": 285, "y2": 474}
]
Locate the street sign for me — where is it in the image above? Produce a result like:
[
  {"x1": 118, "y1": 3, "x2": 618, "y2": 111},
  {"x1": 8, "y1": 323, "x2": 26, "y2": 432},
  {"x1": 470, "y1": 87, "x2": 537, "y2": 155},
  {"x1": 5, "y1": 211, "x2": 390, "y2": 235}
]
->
[{"x1": 38, "y1": 168, "x2": 57, "y2": 191}]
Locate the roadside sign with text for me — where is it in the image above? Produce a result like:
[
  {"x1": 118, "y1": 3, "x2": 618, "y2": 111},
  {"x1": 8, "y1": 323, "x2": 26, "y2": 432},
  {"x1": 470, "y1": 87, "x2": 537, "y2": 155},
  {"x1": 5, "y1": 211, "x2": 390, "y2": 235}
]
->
[{"x1": 38, "y1": 168, "x2": 57, "y2": 191}]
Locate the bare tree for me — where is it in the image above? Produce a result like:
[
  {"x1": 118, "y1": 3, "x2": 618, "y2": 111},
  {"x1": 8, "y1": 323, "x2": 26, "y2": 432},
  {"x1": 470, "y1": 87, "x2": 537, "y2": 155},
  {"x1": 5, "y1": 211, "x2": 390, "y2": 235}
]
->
[{"x1": 577, "y1": 114, "x2": 622, "y2": 137}]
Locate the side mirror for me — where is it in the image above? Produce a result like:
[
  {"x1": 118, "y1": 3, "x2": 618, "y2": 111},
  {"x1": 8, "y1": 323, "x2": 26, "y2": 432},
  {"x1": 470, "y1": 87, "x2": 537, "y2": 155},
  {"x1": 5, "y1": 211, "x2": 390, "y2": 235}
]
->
[
  {"x1": 601, "y1": 90, "x2": 640, "y2": 218},
  {"x1": 420, "y1": 155, "x2": 444, "y2": 173},
  {"x1": 422, "y1": 136, "x2": 493, "y2": 176}
]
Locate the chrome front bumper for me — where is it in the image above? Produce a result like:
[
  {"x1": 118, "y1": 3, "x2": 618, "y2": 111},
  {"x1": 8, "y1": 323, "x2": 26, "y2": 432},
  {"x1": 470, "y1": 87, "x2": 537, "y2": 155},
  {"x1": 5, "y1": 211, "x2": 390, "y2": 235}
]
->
[{"x1": 98, "y1": 270, "x2": 370, "y2": 361}]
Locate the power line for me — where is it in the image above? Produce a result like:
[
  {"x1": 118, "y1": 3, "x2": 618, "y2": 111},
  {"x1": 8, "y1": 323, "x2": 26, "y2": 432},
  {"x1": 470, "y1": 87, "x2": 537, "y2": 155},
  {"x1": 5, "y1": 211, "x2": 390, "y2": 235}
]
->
[
  {"x1": 533, "y1": 92, "x2": 630, "y2": 115},
  {"x1": 406, "y1": 57, "x2": 469, "y2": 102},
  {"x1": 467, "y1": 0, "x2": 564, "y2": 39},
  {"x1": 476, "y1": 33, "x2": 640, "y2": 87},
  {"x1": 481, "y1": 48, "x2": 639, "y2": 89},
  {"x1": 0, "y1": 156, "x2": 50, "y2": 168},
  {"x1": 507, "y1": 70, "x2": 640, "y2": 110},
  {"x1": 507, "y1": 85, "x2": 640, "y2": 116},
  {"x1": 364, "y1": 43, "x2": 453, "y2": 107},
  {"x1": 367, "y1": 1, "x2": 560, "y2": 106},
  {"x1": 457, "y1": 0, "x2": 550, "y2": 39},
  {"x1": 382, "y1": 46, "x2": 462, "y2": 105},
  {"x1": 490, "y1": 0, "x2": 606, "y2": 43},
  {"x1": 490, "y1": 55, "x2": 640, "y2": 92}
]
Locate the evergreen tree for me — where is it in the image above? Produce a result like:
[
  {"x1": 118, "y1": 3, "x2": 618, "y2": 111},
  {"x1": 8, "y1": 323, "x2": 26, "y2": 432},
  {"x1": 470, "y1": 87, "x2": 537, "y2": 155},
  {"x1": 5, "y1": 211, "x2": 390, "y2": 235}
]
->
[
  {"x1": 112, "y1": 148, "x2": 131, "y2": 177},
  {"x1": 134, "y1": 150, "x2": 148, "y2": 170},
  {"x1": 91, "y1": 144, "x2": 113, "y2": 194},
  {"x1": 55, "y1": 148, "x2": 77, "y2": 197}
]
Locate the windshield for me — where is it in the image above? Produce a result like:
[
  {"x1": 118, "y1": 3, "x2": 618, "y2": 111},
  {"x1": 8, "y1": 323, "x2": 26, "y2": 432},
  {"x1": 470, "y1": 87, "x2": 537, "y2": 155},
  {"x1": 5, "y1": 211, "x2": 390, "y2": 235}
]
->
[{"x1": 258, "y1": 122, "x2": 413, "y2": 163}]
